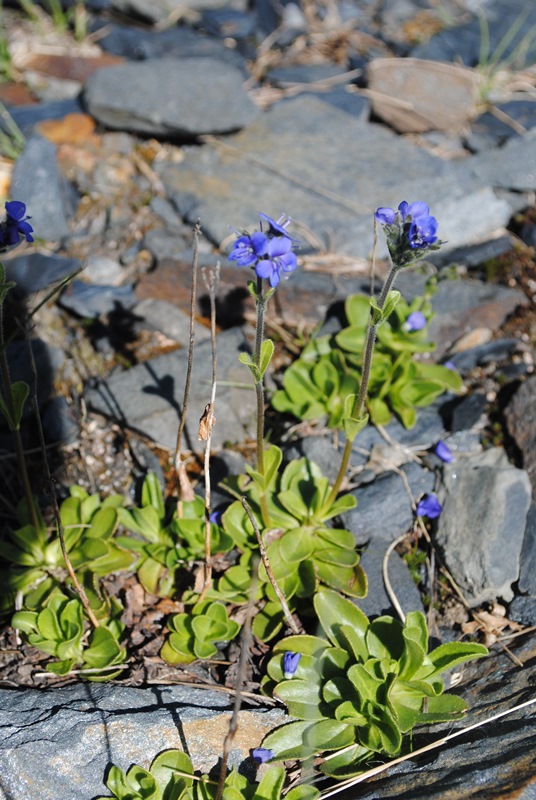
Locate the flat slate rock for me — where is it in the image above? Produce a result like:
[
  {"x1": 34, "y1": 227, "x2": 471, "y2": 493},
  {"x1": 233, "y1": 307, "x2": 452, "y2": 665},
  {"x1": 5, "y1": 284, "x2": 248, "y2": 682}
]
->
[
  {"x1": 156, "y1": 95, "x2": 513, "y2": 258},
  {"x1": 435, "y1": 448, "x2": 532, "y2": 606},
  {"x1": 93, "y1": 21, "x2": 247, "y2": 68},
  {"x1": 505, "y1": 375, "x2": 536, "y2": 496},
  {"x1": 10, "y1": 135, "x2": 71, "y2": 241},
  {"x1": 84, "y1": 57, "x2": 259, "y2": 137},
  {"x1": 0, "y1": 683, "x2": 286, "y2": 800},
  {"x1": 4, "y1": 253, "x2": 81, "y2": 298},
  {"x1": 85, "y1": 326, "x2": 255, "y2": 450}
]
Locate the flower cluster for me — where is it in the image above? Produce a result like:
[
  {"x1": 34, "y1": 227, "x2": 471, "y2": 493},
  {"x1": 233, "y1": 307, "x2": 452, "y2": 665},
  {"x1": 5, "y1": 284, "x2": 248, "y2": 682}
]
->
[
  {"x1": 0, "y1": 201, "x2": 34, "y2": 251},
  {"x1": 375, "y1": 200, "x2": 440, "y2": 267},
  {"x1": 228, "y1": 213, "x2": 297, "y2": 288}
]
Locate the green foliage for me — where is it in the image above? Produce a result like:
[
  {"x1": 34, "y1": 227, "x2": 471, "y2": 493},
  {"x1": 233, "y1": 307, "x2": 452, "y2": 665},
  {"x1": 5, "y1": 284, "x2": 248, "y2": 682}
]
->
[
  {"x1": 210, "y1": 446, "x2": 366, "y2": 640},
  {"x1": 96, "y1": 749, "x2": 319, "y2": 800},
  {"x1": 160, "y1": 600, "x2": 241, "y2": 665},
  {"x1": 12, "y1": 587, "x2": 126, "y2": 679},
  {"x1": 262, "y1": 589, "x2": 488, "y2": 776},
  {"x1": 117, "y1": 473, "x2": 233, "y2": 597},
  {"x1": 0, "y1": 487, "x2": 133, "y2": 616},
  {"x1": 272, "y1": 292, "x2": 462, "y2": 430}
]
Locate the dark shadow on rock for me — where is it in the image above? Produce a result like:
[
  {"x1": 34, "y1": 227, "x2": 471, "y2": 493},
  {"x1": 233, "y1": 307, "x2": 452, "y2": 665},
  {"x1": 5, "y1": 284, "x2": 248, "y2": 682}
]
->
[{"x1": 199, "y1": 286, "x2": 249, "y2": 329}]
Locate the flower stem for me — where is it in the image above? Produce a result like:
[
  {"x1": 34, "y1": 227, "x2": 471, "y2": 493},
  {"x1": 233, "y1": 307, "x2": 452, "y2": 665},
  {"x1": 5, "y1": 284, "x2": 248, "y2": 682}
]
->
[
  {"x1": 0, "y1": 301, "x2": 40, "y2": 533},
  {"x1": 253, "y1": 275, "x2": 270, "y2": 526},
  {"x1": 326, "y1": 262, "x2": 400, "y2": 507}
]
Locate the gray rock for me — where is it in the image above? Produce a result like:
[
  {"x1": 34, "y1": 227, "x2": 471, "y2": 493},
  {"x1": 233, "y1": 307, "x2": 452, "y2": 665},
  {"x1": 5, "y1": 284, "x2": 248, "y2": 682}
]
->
[
  {"x1": 412, "y1": 0, "x2": 536, "y2": 67},
  {"x1": 0, "y1": 683, "x2": 286, "y2": 800},
  {"x1": 143, "y1": 229, "x2": 190, "y2": 261},
  {"x1": 94, "y1": 20, "x2": 247, "y2": 68},
  {"x1": 85, "y1": 326, "x2": 256, "y2": 450},
  {"x1": 59, "y1": 280, "x2": 137, "y2": 319},
  {"x1": 110, "y1": 0, "x2": 195, "y2": 22},
  {"x1": 83, "y1": 255, "x2": 124, "y2": 285},
  {"x1": 5, "y1": 338, "x2": 62, "y2": 416},
  {"x1": 447, "y1": 338, "x2": 523, "y2": 372},
  {"x1": 450, "y1": 392, "x2": 487, "y2": 432},
  {"x1": 355, "y1": 543, "x2": 424, "y2": 620},
  {"x1": 10, "y1": 136, "x2": 71, "y2": 241},
  {"x1": 505, "y1": 375, "x2": 536, "y2": 496},
  {"x1": 518, "y1": 503, "x2": 536, "y2": 596},
  {"x1": 156, "y1": 95, "x2": 513, "y2": 259},
  {"x1": 342, "y1": 461, "x2": 436, "y2": 546},
  {"x1": 133, "y1": 298, "x2": 211, "y2": 344},
  {"x1": 41, "y1": 396, "x2": 80, "y2": 445},
  {"x1": 84, "y1": 58, "x2": 259, "y2": 137},
  {"x1": 470, "y1": 135, "x2": 536, "y2": 191},
  {"x1": 435, "y1": 448, "x2": 532, "y2": 605},
  {"x1": 6, "y1": 98, "x2": 84, "y2": 137},
  {"x1": 4, "y1": 253, "x2": 81, "y2": 298}
]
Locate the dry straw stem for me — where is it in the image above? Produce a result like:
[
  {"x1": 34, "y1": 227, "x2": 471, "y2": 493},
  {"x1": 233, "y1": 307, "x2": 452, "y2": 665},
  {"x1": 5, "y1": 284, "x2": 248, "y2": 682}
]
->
[
  {"x1": 200, "y1": 262, "x2": 220, "y2": 592},
  {"x1": 241, "y1": 497, "x2": 301, "y2": 635},
  {"x1": 319, "y1": 697, "x2": 536, "y2": 798},
  {"x1": 215, "y1": 554, "x2": 260, "y2": 800},
  {"x1": 174, "y1": 220, "x2": 201, "y2": 508}
]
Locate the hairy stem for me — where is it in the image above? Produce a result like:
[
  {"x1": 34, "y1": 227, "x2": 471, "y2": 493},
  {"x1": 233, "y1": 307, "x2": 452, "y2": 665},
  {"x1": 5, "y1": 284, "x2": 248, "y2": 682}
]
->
[
  {"x1": 253, "y1": 275, "x2": 270, "y2": 526},
  {"x1": 326, "y1": 261, "x2": 400, "y2": 507}
]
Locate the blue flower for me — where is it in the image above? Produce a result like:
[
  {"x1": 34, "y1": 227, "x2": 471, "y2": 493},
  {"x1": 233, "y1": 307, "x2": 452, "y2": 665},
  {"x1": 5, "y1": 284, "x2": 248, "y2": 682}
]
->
[
  {"x1": 0, "y1": 201, "x2": 34, "y2": 247},
  {"x1": 228, "y1": 230, "x2": 268, "y2": 267},
  {"x1": 416, "y1": 494, "x2": 442, "y2": 519},
  {"x1": 283, "y1": 651, "x2": 301, "y2": 679},
  {"x1": 260, "y1": 212, "x2": 295, "y2": 240},
  {"x1": 255, "y1": 235, "x2": 297, "y2": 287},
  {"x1": 251, "y1": 748, "x2": 273, "y2": 764},
  {"x1": 375, "y1": 200, "x2": 439, "y2": 261},
  {"x1": 443, "y1": 360, "x2": 457, "y2": 372},
  {"x1": 434, "y1": 441, "x2": 454, "y2": 463},
  {"x1": 404, "y1": 311, "x2": 427, "y2": 332},
  {"x1": 409, "y1": 214, "x2": 438, "y2": 249}
]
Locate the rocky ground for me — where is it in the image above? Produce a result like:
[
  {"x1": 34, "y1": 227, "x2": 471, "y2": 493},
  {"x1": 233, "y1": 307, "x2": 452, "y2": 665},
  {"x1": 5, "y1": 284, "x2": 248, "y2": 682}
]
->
[{"x1": 0, "y1": 0, "x2": 535, "y2": 797}]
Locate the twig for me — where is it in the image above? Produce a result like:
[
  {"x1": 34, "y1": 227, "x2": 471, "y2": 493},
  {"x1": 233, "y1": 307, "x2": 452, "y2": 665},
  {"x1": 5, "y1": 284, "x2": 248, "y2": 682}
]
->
[
  {"x1": 319, "y1": 697, "x2": 536, "y2": 797},
  {"x1": 215, "y1": 555, "x2": 260, "y2": 800},
  {"x1": 382, "y1": 532, "x2": 408, "y2": 624},
  {"x1": 200, "y1": 262, "x2": 220, "y2": 592},
  {"x1": 26, "y1": 337, "x2": 99, "y2": 629},
  {"x1": 174, "y1": 220, "x2": 201, "y2": 508},
  {"x1": 241, "y1": 497, "x2": 300, "y2": 635}
]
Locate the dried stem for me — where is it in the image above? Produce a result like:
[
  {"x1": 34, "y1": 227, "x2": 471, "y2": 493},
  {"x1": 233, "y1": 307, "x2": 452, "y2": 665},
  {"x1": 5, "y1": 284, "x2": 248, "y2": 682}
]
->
[
  {"x1": 26, "y1": 336, "x2": 99, "y2": 629},
  {"x1": 201, "y1": 262, "x2": 220, "y2": 591},
  {"x1": 174, "y1": 220, "x2": 201, "y2": 508},
  {"x1": 241, "y1": 497, "x2": 300, "y2": 635},
  {"x1": 215, "y1": 554, "x2": 260, "y2": 800}
]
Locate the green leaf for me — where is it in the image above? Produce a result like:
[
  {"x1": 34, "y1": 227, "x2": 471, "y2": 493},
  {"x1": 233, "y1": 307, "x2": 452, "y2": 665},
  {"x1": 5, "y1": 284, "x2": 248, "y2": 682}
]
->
[
  {"x1": 239, "y1": 351, "x2": 261, "y2": 383},
  {"x1": 278, "y1": 529, "x2": 315, "y2": 563},
  {"x1": 319, "y1": 743, "x2": 372, "y2": 778},
  {"x1": 9, "y1": 381, "x2": 29, "y2": 429},
  {"x1": 272, "y1": 634, "x2": 329, "y2": 658},
  {"x1": 314, "y1": 589, "x2": 370, "y2": 649},
  {"x1": 303, "y1": 719, "x2": 356, "y2": 752},
  {"x1": 314, "y1": 561, "x2": 367, "y2": 598},
  {"x1": 275, "y1": 679, "x2": 324, "y2": 720},
  {"x1": 262, "y1": 720, "x2": 316, "y2": 760},
  {"x1": 260, "y1": 339, "x2": 275, "y2": 378},
  {"x1": 252, "y1": 765, "x2": 285, "y2": 800},
  {"x1": 285, "y1": 784, "x2": 320, "y2": 800},
  {"x1": 426, "y1": 642, "x2": 488, "y2": 677}
]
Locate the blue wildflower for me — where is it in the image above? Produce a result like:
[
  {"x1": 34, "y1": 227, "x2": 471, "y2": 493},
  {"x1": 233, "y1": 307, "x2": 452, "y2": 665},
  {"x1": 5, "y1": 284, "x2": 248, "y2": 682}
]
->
[
  {"x1": 251, "y1": 748, "x2": 273, "y2": 764},
  {"x1": 260, "y1": 212, "x2": 294, "y2": 239},
  {"x1": 416, "y1": 494, "x2": 442, "y2": 519},
  {"x1": 434, "y1": 441, "x2": 454, "y2": 463},
  {"x1": 409, "y1": 214, "x2": 438, "y2": 249},
  {"x1": 0, "y1": 201, "x2": 34, "y2": 247},
  {"x1": 228, "y1": 230, "x2": 268, "y2": 267},
  {"x1": 283, "y1": 651, "x2": 301, "y2": 679},
  {"x1": 404, "y1": 310, "x2": 427, "y2": 332},
  {"x1": 255, "y1": 235, "x2": 297, "y2": 287},
  {"x1": 443, "y1": 360, "x2": 457, "y2": 372}
]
